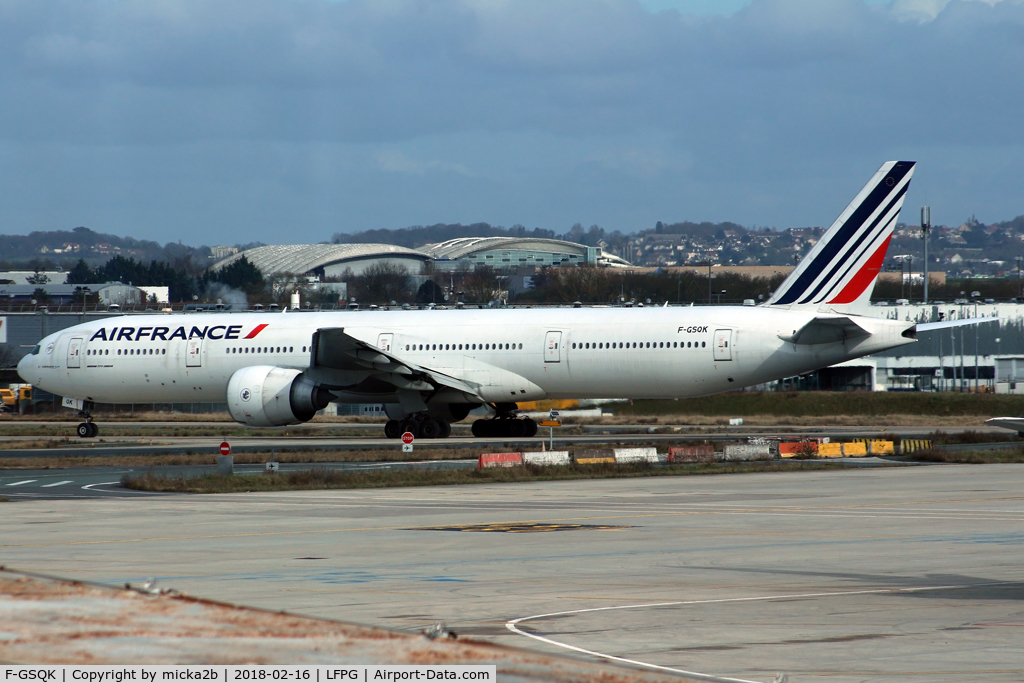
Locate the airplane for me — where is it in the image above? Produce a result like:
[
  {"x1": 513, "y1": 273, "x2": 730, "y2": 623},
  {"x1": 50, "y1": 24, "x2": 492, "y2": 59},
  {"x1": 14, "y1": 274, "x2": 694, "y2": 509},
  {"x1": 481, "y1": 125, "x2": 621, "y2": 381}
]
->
[{"x1": 17, "y1": 160, "x2": 993, "y2": 440}]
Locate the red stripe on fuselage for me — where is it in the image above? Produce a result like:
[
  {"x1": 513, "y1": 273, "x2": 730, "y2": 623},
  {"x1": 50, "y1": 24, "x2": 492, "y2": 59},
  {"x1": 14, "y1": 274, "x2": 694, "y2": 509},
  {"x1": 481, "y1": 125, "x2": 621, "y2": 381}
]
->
[
  {"x1": 828, "y1": 235, "x2": 891, "y2": 305},
  {"x1": 243, "y1": 323, "x2": 269, "y2": 339}
]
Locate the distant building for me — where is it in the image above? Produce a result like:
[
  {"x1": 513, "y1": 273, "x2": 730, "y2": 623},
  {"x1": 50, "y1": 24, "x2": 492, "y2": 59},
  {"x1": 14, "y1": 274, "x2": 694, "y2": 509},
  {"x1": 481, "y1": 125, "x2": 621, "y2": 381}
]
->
[{"x1": 209, "y1": 245, "x2": 239, "y2": 260}]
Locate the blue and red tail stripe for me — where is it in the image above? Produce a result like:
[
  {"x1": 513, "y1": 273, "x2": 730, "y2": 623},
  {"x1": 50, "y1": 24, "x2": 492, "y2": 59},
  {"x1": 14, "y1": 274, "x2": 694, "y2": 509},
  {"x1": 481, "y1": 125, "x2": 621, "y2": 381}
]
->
[{"x1": 768, "y1": 161, "x2": 915, "y2": 308}]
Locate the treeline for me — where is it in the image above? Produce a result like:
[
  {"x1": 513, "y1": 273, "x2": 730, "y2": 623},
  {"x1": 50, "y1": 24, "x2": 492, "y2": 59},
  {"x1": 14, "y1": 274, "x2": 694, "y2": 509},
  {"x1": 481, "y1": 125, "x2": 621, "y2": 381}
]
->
[{"x1": 65, "y1": 255, "x2": 265, "y2": 302}]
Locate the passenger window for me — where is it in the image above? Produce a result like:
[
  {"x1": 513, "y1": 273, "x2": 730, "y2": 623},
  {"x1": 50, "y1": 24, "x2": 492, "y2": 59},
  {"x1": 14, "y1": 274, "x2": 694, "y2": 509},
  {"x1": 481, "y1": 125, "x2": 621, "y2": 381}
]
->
[
  {"x1": 702, "y1": 341, "x2": 706, "y2": 348},
  {"x1": 518, "y1": 343, "x2": 522, "y2": 349}
]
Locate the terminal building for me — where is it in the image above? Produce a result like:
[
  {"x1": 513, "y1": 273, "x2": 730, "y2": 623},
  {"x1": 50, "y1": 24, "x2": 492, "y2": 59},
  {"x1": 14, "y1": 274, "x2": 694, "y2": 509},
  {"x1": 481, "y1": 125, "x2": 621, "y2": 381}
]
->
[{"x1": 211, "y1": 238, "x2": 631, "y2": 278}]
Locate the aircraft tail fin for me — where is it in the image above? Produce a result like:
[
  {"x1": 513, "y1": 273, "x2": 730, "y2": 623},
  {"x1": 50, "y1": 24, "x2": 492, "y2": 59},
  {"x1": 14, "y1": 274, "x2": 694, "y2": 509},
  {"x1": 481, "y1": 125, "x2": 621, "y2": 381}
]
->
[{"x1": 766, "y1": 161, "x2": 915, "y2": 314}]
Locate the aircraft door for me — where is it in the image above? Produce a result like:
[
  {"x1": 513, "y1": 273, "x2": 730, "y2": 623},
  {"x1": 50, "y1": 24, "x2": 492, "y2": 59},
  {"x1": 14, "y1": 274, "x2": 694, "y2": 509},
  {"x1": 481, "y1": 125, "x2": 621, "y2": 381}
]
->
[
  {"x1": 186, "y1": 339, "x2": 203, "y2": 367},
  {"x1": 67, "y1": 337, "x2": 83, "y2": 368},
  {"x1": 714, "y1": 329, "x2": 732, "y2": 361},
  {"x1": 544, "y1": 331, "x2": 562, "y2": 363},
  {"x1": 377, "y1": 333, "x2": 394, "y2": 353}
]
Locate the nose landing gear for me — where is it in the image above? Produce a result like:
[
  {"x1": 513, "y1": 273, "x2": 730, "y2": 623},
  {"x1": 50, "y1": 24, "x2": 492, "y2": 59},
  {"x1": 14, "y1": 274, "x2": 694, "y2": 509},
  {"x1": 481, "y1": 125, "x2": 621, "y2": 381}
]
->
[{"x1": 75, "y1": 404, "x2": 98, "y2": 438}]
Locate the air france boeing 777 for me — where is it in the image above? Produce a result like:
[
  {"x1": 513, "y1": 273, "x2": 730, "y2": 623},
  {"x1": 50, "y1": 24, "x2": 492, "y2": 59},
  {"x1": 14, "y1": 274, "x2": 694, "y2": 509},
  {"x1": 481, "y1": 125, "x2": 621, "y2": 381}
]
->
[{"x1": 18, "y1": 161, "x2": 979, "y2": 439}]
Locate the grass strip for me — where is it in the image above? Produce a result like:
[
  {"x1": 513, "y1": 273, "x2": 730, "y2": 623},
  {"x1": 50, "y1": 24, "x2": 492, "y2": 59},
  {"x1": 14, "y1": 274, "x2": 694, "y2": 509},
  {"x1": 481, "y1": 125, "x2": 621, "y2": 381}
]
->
[
  {"x1": 123, "y1": 461, "x2": 853, "y2": 494},
  {"x1": 617, "y1": 392, "x2": 1024, "y2": 418},
  {"x1": 910, "y1": 448, "x2": 1024, "y2": 464},
  {"x1": 0, "y1": 448, "x2": 481, "y2": 470}
]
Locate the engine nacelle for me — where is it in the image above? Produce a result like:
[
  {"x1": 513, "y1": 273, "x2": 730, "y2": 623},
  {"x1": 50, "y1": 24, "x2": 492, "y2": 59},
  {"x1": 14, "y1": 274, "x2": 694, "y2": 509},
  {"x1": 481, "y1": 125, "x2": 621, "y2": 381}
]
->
[{"x1": 227, "y1": 365, "x2": 334, "y2": 427}]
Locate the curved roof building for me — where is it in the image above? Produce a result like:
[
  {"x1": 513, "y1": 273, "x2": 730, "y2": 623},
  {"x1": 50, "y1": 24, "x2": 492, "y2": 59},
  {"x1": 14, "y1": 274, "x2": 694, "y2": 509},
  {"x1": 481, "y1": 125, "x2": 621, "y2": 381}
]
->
[
  {"x1": 424, "y1": 237, "x2": 631, "y2": 270},
  {"x1": 212, "y1": 244, "x2": 431, "y2": 277}
]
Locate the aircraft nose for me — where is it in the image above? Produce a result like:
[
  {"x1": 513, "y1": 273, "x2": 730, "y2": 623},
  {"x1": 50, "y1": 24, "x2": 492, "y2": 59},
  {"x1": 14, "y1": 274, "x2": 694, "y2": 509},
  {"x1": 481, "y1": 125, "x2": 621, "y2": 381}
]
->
[{"x1": 17, "y1": 348, "x2": 36, "y2": 382}]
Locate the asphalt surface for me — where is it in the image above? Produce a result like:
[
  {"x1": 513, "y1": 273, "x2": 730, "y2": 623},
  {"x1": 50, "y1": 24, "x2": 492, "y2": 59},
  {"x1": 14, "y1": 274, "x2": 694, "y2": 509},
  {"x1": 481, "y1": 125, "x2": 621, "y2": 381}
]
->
[
  {"x1": 0, "y1": 459, "x2": 479, "y2": 500},
  {"x1": 3, "y1": 464, "x2": 1023, "y2": 682}
]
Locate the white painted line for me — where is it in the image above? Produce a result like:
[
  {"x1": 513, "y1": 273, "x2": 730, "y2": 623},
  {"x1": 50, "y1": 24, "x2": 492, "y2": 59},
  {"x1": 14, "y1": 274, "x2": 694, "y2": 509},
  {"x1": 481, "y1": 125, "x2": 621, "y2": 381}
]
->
[
  {"x1": 5, "y1": 480, "x2": 37, "y2": 487},
  {"x1": 41, "y1": 480, "x2": 73, "y2": 488},
  {"x1": 506, "y1": 582, "x2": 1012, "y2": 683},
  {"x1": 82, "y1": 481, "x2": 120, "y2": 490}
]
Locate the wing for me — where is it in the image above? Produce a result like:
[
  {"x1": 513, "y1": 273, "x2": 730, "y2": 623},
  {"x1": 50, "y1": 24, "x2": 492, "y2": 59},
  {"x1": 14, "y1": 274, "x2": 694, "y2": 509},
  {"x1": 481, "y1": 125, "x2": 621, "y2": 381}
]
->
[{"x1": 309, "y1": 327, "x2": 484, "y2": 401}]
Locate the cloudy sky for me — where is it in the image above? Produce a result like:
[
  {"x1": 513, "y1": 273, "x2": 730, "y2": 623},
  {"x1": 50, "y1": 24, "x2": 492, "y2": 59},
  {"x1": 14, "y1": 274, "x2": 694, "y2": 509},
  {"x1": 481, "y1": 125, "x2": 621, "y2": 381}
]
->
[{"x1": 1, "y1": 0, "x2": 1021, "y2": 246}]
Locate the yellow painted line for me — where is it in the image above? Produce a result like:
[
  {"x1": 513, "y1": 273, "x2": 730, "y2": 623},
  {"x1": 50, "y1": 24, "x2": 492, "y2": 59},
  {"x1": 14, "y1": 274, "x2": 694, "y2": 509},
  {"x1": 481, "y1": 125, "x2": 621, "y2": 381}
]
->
[{"x1": 574, "y1": 457, "x2": 615, "y2": 464}]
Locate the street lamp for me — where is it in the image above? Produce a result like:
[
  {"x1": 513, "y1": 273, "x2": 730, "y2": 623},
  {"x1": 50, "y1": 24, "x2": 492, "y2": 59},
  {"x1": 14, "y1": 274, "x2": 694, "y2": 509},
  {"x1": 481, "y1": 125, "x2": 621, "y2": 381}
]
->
[
  {"x1": 78, "y1": 286, "x2": 91, "y2": 323},
  {"x1": 921, "y1": 206, "x2": 931, "y2": 304},
  {"x1": 1016, "y1": 256, "x2": 1022, "y2": 299}
]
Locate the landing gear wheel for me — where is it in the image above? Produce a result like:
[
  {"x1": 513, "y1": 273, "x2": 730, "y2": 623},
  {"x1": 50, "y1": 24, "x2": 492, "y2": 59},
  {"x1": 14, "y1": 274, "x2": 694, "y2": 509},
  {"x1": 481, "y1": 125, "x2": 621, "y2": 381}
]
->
[
  {"x1": 420, "y1": 419, "x2": 441, "y2": 439},
  {"x1": 384, "y1": 419, "x2": 403, "y2": 439},
  {"x1": 76, "y1": 422, "x2": 91, "y2": 438},
  {"x1": 472, "y1": 419, "x2": 490, "y2": 438},
  {"x1": 88, "y1": 422, "x2": 99, "y2": 438},
  {"x1": 508, "y1": 420, "x2": 526, "y2": 438},
  {"x1": 523, "y1": 418, "x2": 538, "y2": 437},
  {"x1": 438, "y1": 421, "x2": 452, "y2": 439},
  {"x1": 400, "y1": 419, "x2": 420, "y2": 439}
]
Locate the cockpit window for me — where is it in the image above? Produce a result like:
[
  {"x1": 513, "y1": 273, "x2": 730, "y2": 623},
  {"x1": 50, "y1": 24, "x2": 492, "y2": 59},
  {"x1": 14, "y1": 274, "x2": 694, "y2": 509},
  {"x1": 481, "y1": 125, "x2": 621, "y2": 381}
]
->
[{"x1": 30, "y1": 345, "x2": 41, "y2": 355}]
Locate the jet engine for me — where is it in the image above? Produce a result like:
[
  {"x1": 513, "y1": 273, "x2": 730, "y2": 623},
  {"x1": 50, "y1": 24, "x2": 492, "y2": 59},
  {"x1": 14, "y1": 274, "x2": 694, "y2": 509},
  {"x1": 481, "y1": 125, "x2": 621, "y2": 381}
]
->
[{"x1": 227, "y1": 365, "x2": 334, "y2": 427}]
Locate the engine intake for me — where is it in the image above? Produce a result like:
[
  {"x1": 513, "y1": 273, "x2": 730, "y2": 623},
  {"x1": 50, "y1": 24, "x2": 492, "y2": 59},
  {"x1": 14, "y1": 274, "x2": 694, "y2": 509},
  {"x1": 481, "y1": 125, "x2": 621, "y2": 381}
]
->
[{"x1": 227, "y1": 366, "x2": 333, "y2": 427}]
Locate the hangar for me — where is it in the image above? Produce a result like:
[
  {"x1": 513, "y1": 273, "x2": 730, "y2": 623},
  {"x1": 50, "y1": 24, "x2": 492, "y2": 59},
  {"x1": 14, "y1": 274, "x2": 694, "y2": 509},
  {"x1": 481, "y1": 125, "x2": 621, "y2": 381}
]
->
[
  {"x1": 212, "y1": 244, "x2": 431, "y2": 278},
  {"x1": 425, "y1": 237, "x2": 632, "y2": 270},
  {"x1": 213, "y1": 239, "x2": 632, "y2": 279}
]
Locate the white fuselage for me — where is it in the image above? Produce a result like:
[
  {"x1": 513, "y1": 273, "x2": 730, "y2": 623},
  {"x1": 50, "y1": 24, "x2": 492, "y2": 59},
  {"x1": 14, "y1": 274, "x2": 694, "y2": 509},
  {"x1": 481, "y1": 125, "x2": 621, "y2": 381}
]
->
[{"x1": 19, "y1": 306, "x2": 914, "y2": 407}]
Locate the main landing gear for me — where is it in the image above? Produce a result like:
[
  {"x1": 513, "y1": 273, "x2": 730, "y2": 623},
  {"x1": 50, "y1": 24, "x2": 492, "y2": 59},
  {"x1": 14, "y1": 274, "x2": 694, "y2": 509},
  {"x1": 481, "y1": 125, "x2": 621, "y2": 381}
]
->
[
  {"x1": 471, "y1": 402, "x2": 538, "y2": 438},
  {"x1": 76, "y1": 406, "x2": 98, "y2": 438},
  {"x1": 384, "y1": 416, "x2": 452, "y2": 440}
]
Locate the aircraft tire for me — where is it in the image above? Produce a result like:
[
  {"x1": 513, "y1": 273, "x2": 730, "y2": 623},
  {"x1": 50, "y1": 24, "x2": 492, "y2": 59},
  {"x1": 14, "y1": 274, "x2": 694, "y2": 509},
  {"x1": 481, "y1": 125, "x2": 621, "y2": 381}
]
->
[
  {"x1": 508, "y1": 420, "x2": 525, "y2": 438},
  {"x1": 471, "y1": 419, "x2": 490, "y2": 438},
  {"x1": 420, "y1": 419, "x2": 441, "y2": 439},
  {"x1": 523, "y1": 418, "x2": 538, "y2": 437},
  {"x1": 88, "y1": 422, "x2": 99, "y2": 438},
  {"x1": 438, "y1": 421, "x2": 452, "y2": 438},
  {"x1": 400, "y1": 419, "x2": 420, "y2": 439},
  {"x1": 384, "y1": 420, "x2": 403, "y2": 439},
  {"x1": 76, "y1": 422, "x2": 91, "y2": 438}
]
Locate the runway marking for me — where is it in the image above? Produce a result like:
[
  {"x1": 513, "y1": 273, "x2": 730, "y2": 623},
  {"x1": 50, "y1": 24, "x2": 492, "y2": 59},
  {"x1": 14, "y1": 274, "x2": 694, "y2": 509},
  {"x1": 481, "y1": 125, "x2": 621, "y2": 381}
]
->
[
  {"x1": 5, "y1": 480, "x2": 37, "y2": 486},
  {"x1": 41, "y1": 480, "x2": 73, "y2": 488},
  {"x1": 506, "y1": 582, "x2": 1015, "y2": 683},
  {"x1": 411, "y1": 522, "x2": 633, "y2": 533}
]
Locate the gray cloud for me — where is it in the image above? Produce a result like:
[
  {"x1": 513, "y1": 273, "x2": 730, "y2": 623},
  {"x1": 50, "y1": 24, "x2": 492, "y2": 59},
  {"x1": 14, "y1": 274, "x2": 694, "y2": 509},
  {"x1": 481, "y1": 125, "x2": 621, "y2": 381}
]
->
[{"x1": 1, "y1": 0, "x2": 1022, "y2": 242}]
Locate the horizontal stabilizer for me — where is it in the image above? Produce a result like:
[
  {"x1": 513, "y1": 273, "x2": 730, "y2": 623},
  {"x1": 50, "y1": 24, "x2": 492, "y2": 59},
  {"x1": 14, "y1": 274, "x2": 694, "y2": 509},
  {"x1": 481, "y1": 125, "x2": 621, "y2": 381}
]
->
[
  {"x1": 986, "y1": 417, "x2": 1024, "y2": 434},
  {"x1": 778, "y1": 316, "x2": 871, "y2": 345},
  {"x1": 916, "y1": 317, "x2": 999, "y2": 333}
]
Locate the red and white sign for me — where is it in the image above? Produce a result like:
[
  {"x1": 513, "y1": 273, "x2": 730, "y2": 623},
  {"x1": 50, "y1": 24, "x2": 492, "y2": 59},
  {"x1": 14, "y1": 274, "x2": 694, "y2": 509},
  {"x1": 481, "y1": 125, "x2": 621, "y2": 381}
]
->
[
  {"x1": 401, "y1": 432, "x2": 415, "y2": 445},
  {"x1": 219, "y1": 442, "x2": 231, "y2": 456}
]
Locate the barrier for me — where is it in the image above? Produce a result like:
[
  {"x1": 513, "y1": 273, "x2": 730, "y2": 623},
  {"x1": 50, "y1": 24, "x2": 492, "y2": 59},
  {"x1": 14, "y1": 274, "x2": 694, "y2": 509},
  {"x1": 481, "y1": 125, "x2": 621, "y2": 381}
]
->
[
  {"x1": 668, "y1": 445, "x2": 715, "y2": 463},
  {"x1": 613, "y1": 447, "x2": 659, "y2": 464},
  {"x1": 901, "y1": 439, "x2": 933, "y2": 455},
  {"x1": 818, "y1": 442, "x2": 843, "y2": 457},
  {"x1": 842, "y1": 442, "x2": 867, "y2": 457},
  {"x1": 522, "y1": 451, "x2": 571, "y2": 466},
  {"x1": 869, "y1": 440, "x2": 895, "y2": 455},
  {"x1": 779, "y1": 442, "x2": 818, "y2": 458},
  {"x1": 721, "y1": 444, "x2": 773, "y2": 461},
  {"x1": 573, "y1": 449, "x2": 616, "y2": 465},
  {"x1": 478, "y1": 453, "x2": 523, "y2": 468}
]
